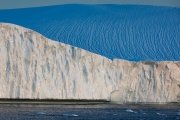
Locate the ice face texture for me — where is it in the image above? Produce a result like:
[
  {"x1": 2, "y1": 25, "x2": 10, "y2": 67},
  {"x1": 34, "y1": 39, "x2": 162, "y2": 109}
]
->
[{"x1": 0, "y1": 23, "x2": 180, "y2": 103}]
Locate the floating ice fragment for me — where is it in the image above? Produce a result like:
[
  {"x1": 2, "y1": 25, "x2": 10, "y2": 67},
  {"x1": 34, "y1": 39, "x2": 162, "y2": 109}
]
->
[
  {"x1": 126, "y1": 109, "x2": 137, "y2": 113},
  {"x1": 37, "y1": 112, "x2": 46, "y2": 115},
  {"x1": 156, "y1": 112, "x2": 166, "y2": 116},
  {"x1": 62, "y1": 114, "x2": 78, "y2": 117},
  {"x1": 113, "y1": 114, "x2": 118, "y2": 116},
  {"x1": 126, "y1": 109, "x2": 133, "y2": 112}
]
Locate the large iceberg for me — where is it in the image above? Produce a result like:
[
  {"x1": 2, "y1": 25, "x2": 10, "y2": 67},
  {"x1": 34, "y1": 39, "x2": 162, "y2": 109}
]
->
[{"x1": 0, "y1": 23, "x2": 179, "y2": 103}]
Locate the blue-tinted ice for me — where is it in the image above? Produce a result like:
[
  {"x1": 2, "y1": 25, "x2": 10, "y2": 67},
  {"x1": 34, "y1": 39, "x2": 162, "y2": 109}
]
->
[{"x1": 126, "y1": 109, "x2": 137, "y2": 113}]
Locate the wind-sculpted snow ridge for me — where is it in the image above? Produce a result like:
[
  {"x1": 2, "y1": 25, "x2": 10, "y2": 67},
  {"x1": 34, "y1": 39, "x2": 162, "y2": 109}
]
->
[
  {"x1": 0, "y1": 23, "x2": 180, "y2": 103},
  {"x1": 0, "y1": 4, "x2": 180, "y2": 61}
]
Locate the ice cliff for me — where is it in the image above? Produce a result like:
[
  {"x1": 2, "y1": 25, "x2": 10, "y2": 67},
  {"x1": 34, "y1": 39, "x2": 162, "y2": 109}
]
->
[{"x1": 0, "y1": 23, "x2": 180, "y2": 103}]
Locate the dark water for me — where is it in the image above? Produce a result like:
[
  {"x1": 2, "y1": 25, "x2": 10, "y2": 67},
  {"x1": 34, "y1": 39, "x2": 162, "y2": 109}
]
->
[
  {"x1": 0, "y1": 4, "x2": 180, "y2": 61},
  {"x1": 0, "y1": 104, "x2": 179, "y2": 119}
]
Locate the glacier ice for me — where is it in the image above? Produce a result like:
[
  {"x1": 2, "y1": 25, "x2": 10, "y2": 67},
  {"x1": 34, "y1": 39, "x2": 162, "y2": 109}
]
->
[
  {"x1": 126, "y1": 109, "x2": 137, "y2": 113},
  {"x1": 0, "y1": 23, "x2": 180, "y2": 103},
  {"x1": 156, "y1": 112, "x2": 166, "y2": 116}
]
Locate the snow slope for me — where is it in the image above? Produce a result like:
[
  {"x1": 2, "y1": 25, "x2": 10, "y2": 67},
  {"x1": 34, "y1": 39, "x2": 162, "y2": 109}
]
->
[
  {"x1": 0, "y1": 4, "x2": 179, "y2": 61},
  {"x1": 0, "y1": 23, "x2": 179, "y2": 103}
]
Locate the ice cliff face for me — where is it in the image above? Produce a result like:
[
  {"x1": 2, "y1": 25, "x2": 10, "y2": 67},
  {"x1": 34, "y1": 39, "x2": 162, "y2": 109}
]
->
[{"x1": 0, "y1": 23, "x2": 180, "y2": 103}]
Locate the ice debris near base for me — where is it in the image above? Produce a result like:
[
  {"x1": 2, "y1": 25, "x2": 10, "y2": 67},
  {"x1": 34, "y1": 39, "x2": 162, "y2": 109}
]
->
[{"x1": 0, "y1": 23, "x2": 180, "y2": 103}]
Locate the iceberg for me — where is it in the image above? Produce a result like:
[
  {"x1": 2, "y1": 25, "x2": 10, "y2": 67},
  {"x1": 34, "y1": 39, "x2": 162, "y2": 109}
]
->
[{"x1": 0, "y1": 23, "x2": 179, "y2": 103}]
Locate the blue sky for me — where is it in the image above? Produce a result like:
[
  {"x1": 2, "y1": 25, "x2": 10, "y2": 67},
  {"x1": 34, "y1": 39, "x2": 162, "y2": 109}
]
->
[{"x1": 0, "y1": 0, "x2": 180, "y2": 9}]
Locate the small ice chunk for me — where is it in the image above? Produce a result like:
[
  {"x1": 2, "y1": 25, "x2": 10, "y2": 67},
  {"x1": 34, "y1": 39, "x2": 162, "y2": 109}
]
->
[
  {"x1": 126, "y1": 109, "x2": 133, "y2": 112},
  {"x1": 156, "y1": 112, "x2": 166, "y2": 116},
  {"x1": 37, "y1": 112, "x2": 46, "y2": 115},
  {"x1": 62, "y1": 114, "x2": 78, "y2": 117},
  {"x1": 126, "y1": 109, "x2": 137, "y2": 113}
]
